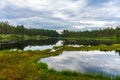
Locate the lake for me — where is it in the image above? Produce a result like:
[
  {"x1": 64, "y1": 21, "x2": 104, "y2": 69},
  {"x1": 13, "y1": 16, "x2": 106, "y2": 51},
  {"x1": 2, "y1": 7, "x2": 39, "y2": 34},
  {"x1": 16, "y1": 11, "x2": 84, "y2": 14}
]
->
[
  {"x1": 39, "y1": 50, "x2": 120, "y2": 76},
  {"x1": 0, "y1": 39, "x2": 119, "y2": 50}
]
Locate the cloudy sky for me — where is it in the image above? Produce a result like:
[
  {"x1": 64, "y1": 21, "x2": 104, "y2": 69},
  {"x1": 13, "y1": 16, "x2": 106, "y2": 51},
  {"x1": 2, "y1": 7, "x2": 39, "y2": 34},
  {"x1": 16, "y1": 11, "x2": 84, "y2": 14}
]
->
[{"x1": 0, "y1": 0, "x2": 120, "y2": 31}]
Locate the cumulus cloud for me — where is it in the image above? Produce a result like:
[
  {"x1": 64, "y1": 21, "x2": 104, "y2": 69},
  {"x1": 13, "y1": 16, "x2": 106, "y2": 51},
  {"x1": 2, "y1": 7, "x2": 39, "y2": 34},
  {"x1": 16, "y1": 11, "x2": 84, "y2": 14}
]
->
[{"x1": 0, "y1": 0, "x2": 120, "y2": 30}]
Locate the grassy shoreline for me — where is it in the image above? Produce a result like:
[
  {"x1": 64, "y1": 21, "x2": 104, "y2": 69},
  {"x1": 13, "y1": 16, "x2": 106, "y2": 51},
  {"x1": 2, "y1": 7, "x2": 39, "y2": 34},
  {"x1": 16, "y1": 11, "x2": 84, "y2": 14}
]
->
[
  {"x1": 1, "y1": 34, "x2": 120, "y2": 42},
  {"x1": 0, "y1": 44, "x2": 120, "y2": 80},
  {"x1": 0, "y1": 34, "x2": 49, "y2": 42}
]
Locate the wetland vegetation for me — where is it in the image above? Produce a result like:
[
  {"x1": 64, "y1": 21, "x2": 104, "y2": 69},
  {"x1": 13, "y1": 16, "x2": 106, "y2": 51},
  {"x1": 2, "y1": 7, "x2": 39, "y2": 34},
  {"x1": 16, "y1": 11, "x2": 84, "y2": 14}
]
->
[{"x1": 0, "y1": 44, "x2": 120, "y2": 80}]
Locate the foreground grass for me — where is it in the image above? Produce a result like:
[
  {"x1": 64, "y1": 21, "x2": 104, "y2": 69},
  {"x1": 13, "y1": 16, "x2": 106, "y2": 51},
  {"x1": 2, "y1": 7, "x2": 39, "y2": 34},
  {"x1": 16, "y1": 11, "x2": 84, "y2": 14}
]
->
[{"x1": 0, "y1": 44, "x2": 120, "y2": 80}]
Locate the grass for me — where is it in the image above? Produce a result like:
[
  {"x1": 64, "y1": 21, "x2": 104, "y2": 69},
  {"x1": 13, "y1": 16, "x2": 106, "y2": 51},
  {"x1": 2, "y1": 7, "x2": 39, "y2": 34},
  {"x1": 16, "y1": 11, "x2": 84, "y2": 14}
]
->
[
  {"x1": 1, "y1": 34, "x2": 120, "y2": 43},
  {"x1": 53, "y1": 44, "x2": 120, "y2": 51},
  {"x1": 0, "y1": 34, "x2": 49, "y2": 42},
  {"x1": 0, "y1": 44, "x2": 120, "y2": 80}
]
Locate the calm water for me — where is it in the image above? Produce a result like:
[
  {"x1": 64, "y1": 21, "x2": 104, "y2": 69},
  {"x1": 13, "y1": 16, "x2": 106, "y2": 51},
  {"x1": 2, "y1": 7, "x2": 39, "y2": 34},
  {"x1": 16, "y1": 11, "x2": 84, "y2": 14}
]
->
[
  {"x1": 39, "y1": 51, "x2": 120, "y2": 76},
  {"x1": 0, "y1": 39, "x2": 119, "y2": 50},
  {"x1": 0, "y1": 39, "x2": 62, "y2": 50},
  {"x1": 24, "y1": 40, "x2": 63, "y2": 50}
]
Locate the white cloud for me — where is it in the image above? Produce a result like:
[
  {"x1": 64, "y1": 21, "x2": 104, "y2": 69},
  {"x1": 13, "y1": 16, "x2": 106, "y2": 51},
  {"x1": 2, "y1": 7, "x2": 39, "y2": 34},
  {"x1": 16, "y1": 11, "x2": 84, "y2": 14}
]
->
[
  {"x1": 79, "y1": 20, "x2": 119, "y2": 26},
  {"x1": 3, "y1": 0, "x2": 85, "y2": 11},
  {"x1": 0, "y1": 0, "x2": 120, "y2": 30}
]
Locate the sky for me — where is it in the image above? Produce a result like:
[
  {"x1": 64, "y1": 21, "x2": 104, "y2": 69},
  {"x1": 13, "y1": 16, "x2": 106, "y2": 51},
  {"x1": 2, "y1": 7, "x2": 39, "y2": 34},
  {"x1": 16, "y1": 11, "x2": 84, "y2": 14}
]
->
[{"x1": 0, "y1": 0, "x2": 120, "y2": 31}]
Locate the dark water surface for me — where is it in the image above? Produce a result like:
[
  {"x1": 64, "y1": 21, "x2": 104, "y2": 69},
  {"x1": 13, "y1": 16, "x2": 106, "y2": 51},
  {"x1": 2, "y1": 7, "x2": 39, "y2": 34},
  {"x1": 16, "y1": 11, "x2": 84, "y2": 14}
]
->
[
  {"x1": 39, "y1": 51, "x2": 120, "y2": 76},
  {"x1": 0, "y1": 39, "x2": 62, "y2": 50},
  {"x1": 0, "y1": 39, "x2": 119, "y2": 50}
]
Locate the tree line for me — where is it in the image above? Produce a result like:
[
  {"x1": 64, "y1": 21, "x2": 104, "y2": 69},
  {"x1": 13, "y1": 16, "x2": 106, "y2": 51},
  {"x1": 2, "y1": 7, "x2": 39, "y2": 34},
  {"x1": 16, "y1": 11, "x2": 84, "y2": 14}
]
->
[
  {"x1": 62, "y1": 27, "x2": 120, "y2": 39},
  {"x1": 0, "y1": 21, "x2": 59, "y2": 37},
  {"x1": 1, "y1": 21, "x2": 120, "y2": 39}
]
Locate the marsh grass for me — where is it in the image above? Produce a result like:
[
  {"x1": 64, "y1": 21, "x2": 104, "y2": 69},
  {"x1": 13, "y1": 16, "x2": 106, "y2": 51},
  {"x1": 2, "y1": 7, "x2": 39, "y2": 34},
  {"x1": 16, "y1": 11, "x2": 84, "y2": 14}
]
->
[
  {"x1": 0, "y1": 44, "x2": 120, "y2": 80},
  {"x1": 0, "y1": 34, "x2": 49, "y2": 42}
]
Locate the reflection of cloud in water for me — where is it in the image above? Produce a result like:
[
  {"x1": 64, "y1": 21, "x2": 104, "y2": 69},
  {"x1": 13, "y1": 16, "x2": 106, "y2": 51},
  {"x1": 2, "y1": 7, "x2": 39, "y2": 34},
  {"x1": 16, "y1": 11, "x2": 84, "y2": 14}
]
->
[
  {"x1": 23, "y1": 40, "x2": 63, "y2": 50},
  {"x1": 55, "y1": 40, "x2": 63, "y2": 46},
  {"x1": 39, "y1": 51, "x2": 120, "y2": 76},
  {"x1": 24, "y1": 45, "x2": 53, "y2": 50}
]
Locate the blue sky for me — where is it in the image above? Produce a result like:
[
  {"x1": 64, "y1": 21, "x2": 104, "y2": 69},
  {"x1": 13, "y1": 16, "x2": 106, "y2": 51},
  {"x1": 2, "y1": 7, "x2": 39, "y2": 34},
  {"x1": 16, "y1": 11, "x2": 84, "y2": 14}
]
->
[{"x1": 0, "y1": 0, "x2": 120, "y2": 31}]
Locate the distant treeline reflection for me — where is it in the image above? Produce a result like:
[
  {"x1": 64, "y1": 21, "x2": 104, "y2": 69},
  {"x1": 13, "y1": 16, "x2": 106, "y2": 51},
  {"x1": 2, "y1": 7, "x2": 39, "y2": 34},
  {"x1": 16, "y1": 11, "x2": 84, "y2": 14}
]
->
[
  {"x1": 0, "y1": 39, "x2": 120, "y2": 50},
  {"x1": 63, "y1": 39, "x2": 120, "y2": 46},
  {"x1": 0, "y1": 39, "x2": 58, "y2": 50}
]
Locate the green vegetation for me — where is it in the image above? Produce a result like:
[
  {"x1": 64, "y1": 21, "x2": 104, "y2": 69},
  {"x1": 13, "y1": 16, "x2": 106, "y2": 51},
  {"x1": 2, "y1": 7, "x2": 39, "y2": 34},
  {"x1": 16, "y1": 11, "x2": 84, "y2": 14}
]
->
[
  {"x1": 53, "y1": 44, "x2": 120, "y2": 51},
  {"x1": 0, "y1": 34, "x2": 49, "y2": 42},
  {"x1": 1, "y1": 21, "x2": 120, "y2": 42},
  {"x1": 62, "y1": 27, "x2": 120, "y2": 40},
  {"x1": 1, "y1": 21, "x2": 120, "y2": 80},
  {"x1": 0, "y1": 44, "x2": 120, "y2": 80},
  {"x1": 0, "y1": 21, "x2": 59, "y2": 37}
]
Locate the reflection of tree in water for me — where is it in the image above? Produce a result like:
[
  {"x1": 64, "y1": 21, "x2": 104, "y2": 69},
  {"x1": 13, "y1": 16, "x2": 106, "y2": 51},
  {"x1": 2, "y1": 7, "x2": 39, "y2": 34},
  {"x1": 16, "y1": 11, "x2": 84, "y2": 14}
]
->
[
  {"x1": 0, "y1": 38, "x2": 59, "y2": 50},
  {"x1": 1, "y1": 39, "x2": 120, "y2": 51},
  {"x1": 115, "y1": 50, "x2": 120, "y2": 56},
  {"x1": 63, "y1": 39, "x2": 120, "y2": 46}
]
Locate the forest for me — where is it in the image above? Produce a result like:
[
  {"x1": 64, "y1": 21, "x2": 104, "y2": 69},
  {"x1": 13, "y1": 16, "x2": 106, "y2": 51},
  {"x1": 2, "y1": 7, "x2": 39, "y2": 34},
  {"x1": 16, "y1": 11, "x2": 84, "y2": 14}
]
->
[
  {"x1": 0, "y1": 21, "x2": 59, "y2": 37},
  {"x1": 62, "y1": 27, "x2": 120, "y2": 39},
  {"x1": 1, "y1": 21, "x2": 120, "y2": 39}
]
